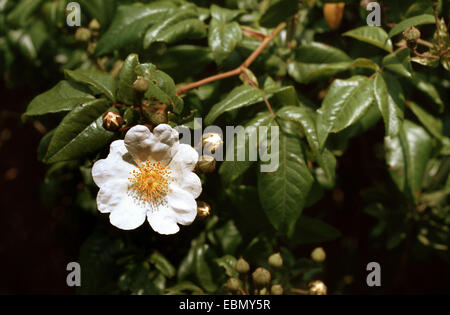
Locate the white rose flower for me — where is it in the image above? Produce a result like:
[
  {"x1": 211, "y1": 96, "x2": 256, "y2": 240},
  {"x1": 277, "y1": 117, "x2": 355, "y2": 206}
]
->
[{"x1": 91, "y1": 124, "x2": 202, "y2": 235}]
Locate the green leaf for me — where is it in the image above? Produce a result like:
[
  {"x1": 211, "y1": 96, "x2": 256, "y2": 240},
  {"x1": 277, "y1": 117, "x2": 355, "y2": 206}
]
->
[
  {"x1": 388, "y1": 14, "x2": 436, "y2": 38},
  {"x1": 65, "y1": 69, "x2": 116, "y2": 102},
  {"x1": 373, "y1": 72, "x2": 404, "y2": 137},
  {"x1": 290, "y1": 216, "x2": 341, "y2": 245},
  {"x1": 195, "y1": 244, "x2": 218, "y2": 293},
  {"x1": 45, "y1": 99, "x2": 114, "y2": 163},
  {"x1": 411, "y1": 73, "x2": 444, "y2": 110},
  {"x1": 405, "y1": 100, "x2": 443, "y2": 140},
  {"x1": 136, "y1": 63, "x2": 183, "y2": 114},
  {"x1": 165, "y1": 281, "x2": 204, "y2": 295},
  {"x1": 152, "y1": 19, "x2": 207, "y2": 45},
  {"x1": 219, "y1": 112, "x2": 274, "y2": 185},
  {"x1": 382, "y1": 48, "x2": 413, "y2": 78},
  {"x1": 143, "y1": 10, "x2": 204, "y2": 47},
  {"x1": 214, "y1": 255, "x2": 239, "y2": 278},
  {"x1": 208, "y1": 6, "x2": 243, "y2": 64},
  {"x1": 78, "y1": 0, "x2": 117, "y2": 27},
  {"x1": 149, "y1": 252, "x2": 176, "y2": 279},
  {"x1": 95, "y1": 2, "x2": 176, "y2": 55},
  {"x1": 6, "y1": 0, "x2": 43, "y2": 27},
  {"x1": 350, "y1": 58, "x2": 380, "y2": 71},
  {"x1": 315, "y1": 149, "x2": 337, "y2": 189},
  {"x1": 25, "y1": 80, "x2": 95, "y2": 116},
  {"x1": 214, "y1": 221, "x2": 242, "y2": 255},
  {"x1": 385, "y1": 120, "x2": 433, "y2": 202},
  {"x1": 343, "y1": 26, "x2": 393, "y2": 52},
  {"x1": 316, "y1": 76, "x2": 374, "y2": 148},
  {"x1": 257, "y1": 132, "x2": 314, "y2": 234},
  {"x1": 117, "y1": 53, "x2": 139, "y2": 105},
  {"x1": 118, "y1": 262, "x2": 159, "y2": 295},
  {"x1": 205, "y1": 85, "x2": 265, "y2": 125},
  {"x1": 287, "y1": 42, "x2": 352, "y2": 84},
  {"x1": 259, "y1": 0, "x2": 298, "y2": 28}
]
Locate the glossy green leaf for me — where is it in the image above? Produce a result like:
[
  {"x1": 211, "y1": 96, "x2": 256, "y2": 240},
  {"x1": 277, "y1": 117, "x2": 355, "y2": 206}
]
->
[
  {"x1": 117, "y1": 53, "x2": 139, "y2": 105},
  {"x1": 6, "y1": 0, "x2": 43, "y2": 27},
  {"x1": 290, "y1": 216, "x2": 341, "y2": 245},
  {"x1": 25, "y1": 80, "x2": 95, "y2": 116},
  {"x1": 214, "y1": 255, "x2": 238, "y2": 278},
  {"x1": 373, "y1": 72, "x2": 404, "y2": 137},
  {"x1": 411, "y1": 73, "x2": 444, "y2": 110},
  {"x1": 78, "y1": 0, "x2": 117, "y2": 27},
  {"x1": 316, "y1": 76, "x2": 374, "y2": 148},
  {"x1": 382, "y1": 48, "x2": 413, "y2": 78},
  {"x1": 65, "y1": 69, "x2": 116, "y2": 102},
  {"x1": 194, "y1": 244, "x2": 217, "y2": 293},
  {"x1": 385, "y1": 120, "x2": 433, "y2": 202},
  {"x1": 214, "y1": 220, "x2": 242, "y2": 255},
  {"x1": 388, "y1": 14, "x2": 436, "y2": 38},
  {"x1": 149, "y1": 252, "x2": 176, "y2": 279},
  {"x1": 343, "y1": 26, "x2": 393, "y2": 52},
  {"x1": 45, "y1": 98, "x2": 114, "y2": 163},
  {"x1": 95, "y1": 2, "x2": 176, "y2": 55},
  {"x1": 350, "y1": 58, "x2": 380, "y2": 71},
  {"x1": 136, "y1": 63, "x2": 183, "y2": 114},
  {"x1": 287, "y1": 42, "x2": 352, "y2": 84},
  {"x1": 257, "y1": 132, "x2": 314, "y2": 234},
  {"x1": 152, "y1": 19, "x2": 207, "y2": 45},
  {"x1": 259, "y1": 0, "x2": 298, "y2": 28},
  {"x1": 406, "y1": 100, "x2": 443, "y2": 140},
  {"x1": 219, "y1": 112, "x2": 274, "y2": 186}
]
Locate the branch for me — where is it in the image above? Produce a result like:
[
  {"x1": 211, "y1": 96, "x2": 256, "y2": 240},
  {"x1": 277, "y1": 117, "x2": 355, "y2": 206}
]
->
[{"x1": 176, "y1": 22, "x2": 286, "y2": 96}]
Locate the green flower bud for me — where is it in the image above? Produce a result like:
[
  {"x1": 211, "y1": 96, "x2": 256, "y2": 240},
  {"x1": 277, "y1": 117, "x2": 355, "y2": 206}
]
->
[
  {"x1": 75, "y1": 27, "x2": 91, "y2": 42},
  {"x1": 252, "y1": 267, "x2": 271, "y2": 287},
  {"x1": 225, "y1": 277, "x2": 241, "y2": 292},
  {"x1": 235, "y1": 257, "x2": 250, "y2": 274},
  {"x1": 149, "y1": 112, "x2": 167, "y2": 126},
  {"x1": 270, "y1": 284, "x2": 283, "y2": 295},
  {"x1": 259, "y1": 287, "x2": 267, "y2": 295},
  {"x1": 403, "y1": 26, "x2": 421, "y2": 50},
  {"x1": 311, "y1": 247, "x2": 326, "y2": 263},
  {"x1": 196, "y1": 155, "x2": 216, "y2": 173},
  {"x1": 268, "y1": 253, "x2": 283, "y2": 268},
  {"x1": 132, "y1": 77, "x2": 149, "y2": 93}
]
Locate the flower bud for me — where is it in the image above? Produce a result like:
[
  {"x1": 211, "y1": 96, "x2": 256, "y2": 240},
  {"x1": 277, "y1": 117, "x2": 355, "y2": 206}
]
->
[
  {"x1": 196, "y1": 155, "x2": 216, "y2": 173},
  {"x1": 235, "y1": 257, "x2": 250, "y2": 274},
  {"x1": 311, "y1": 247, "x2": 326, "y2": 263},
  {"x1": 323, "y1": 2, "x2": 345, "y2": 30},
  {"x1": 149, "y1": 112, "x2": 167, "y2": 126},
  {"x1": 132, "y1": 77, "x2": 149, "y2": 93},
  {"x1": 259, "y1": 288, "x2": 267, "y2": 295},
  {"x1": 89, "y1": 18, "x2": 101, "y2": 31},
  {"x1": 252, "y1": 267, "x2": 271, "y2": 287},
  {"x1": 102, "y1": 111, "x2": 124, "y2": 131},
  {"x1": 403, "y1": 26, "x2": 421, "y2": 50},
  {"x1": 270, "y1": 284, "x2": 283, "y2": 295},
  {"x1": 225, "y1": 277, "x2": 241, "y2": 292},
  {"x1": 268, "y1": 252, "x2": 283, "y2": 268},
  {"x1": 75, "y1": 27, "x2": 91, "y2": 42},
  {"x1": 196, "y1": 201, "x2": 211, "y2": 217},
  {"x1": 309, "y1": 280, "x2": 327, "y2": 295},
  {"x1": 202, "y1": 133, "x2": 223, "y2": 154}
]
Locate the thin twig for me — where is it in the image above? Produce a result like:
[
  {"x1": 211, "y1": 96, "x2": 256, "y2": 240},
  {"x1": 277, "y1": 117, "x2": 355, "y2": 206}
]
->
[{"x1": 176, "y1": 22, "x2": 287, "y2": 96}]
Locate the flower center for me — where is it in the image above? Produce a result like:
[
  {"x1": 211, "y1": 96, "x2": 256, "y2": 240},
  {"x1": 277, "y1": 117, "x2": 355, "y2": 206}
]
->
[{"x1": 128, "y1": 161, "x2": 172, "y2": 203}]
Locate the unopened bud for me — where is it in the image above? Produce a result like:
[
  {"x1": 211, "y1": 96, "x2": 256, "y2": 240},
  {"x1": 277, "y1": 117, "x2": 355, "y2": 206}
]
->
[
  {"x1": 403, "y1": 26, "x2": 421, "y2": 50},
  {"x1": 309, "y1": 280, "x2": 327, "y2": 295},
  {"x1": 197, "y1": 201, "x2": 211, "y2": 217},
  {"x1": 252, "y1": 267, "x2": 271, "y2": 287},
  {"x1": 235, "y1": 257, "x2": 250, "y2": 274},
  {"x1": 202, "y1": 133, "x2": 223, "y2": 154},
  {"x1": 196, "y1": 155, "x2": 216, "y2": 173},
  {"x1": 89, "y1": 19, "x2": 101, "y2": 31},
  {"x1": 225, "y1": 277, "x2": 241, "y2": 292},
  {"x1": 311, "y1": 247, "x2": 326, "y2": 263},
  {"x1": 102, "y1": 111, "x2": 124, "y2": 131},
  {"x1": 132, "y1": 77, "x2": 149, "y2": 93},
  {"x1": 259, "y1": 288, "x2": 267, "y2": 295},
  {"x1": 271, "y1": 284, "x2": 283, "y2": 295},
  {"x1": 149, "y1": 112, "x2": 167, "y2": 126},
  {"x1": 268, "y1": 253, "x2": 283, "y2": 268},
  {"x1": 75, "y1": 27, "x2": 91, "y2": 42}
]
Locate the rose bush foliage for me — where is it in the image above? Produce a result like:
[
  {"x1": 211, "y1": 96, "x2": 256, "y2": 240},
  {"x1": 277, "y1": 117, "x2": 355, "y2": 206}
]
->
[{"x1": 2, "y1": 0, "x2": 449, "y2": 294}]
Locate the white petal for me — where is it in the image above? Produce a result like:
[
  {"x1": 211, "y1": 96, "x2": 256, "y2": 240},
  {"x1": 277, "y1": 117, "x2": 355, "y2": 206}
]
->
[
  {"x1": 109, "y1": 196, "x2": 148, "y2": 230},
  {"x1": 178, "y1": 172, "x2": 202, "y2": 199},
  {"x1": 153, "y1": 124, "x2": 179, "y2": 147},
  {"x1": 124, "y1": 125, "x2": 171, "y2": 163},
  {"x1": 92, "y1": 140, "x2": 135, "y2": 188},
  {"x1": 169, "y1": 144, "x2": 199, "y2": 175},
  {"x1": 147, "y1": 208, "x2": 180, "y2": 235},
  {"x1": 96, "y1": 179, "x2": 129, "y2": 213},
  {"x1": 166, "y1": 184, "x2": 198, "y2": 225}
]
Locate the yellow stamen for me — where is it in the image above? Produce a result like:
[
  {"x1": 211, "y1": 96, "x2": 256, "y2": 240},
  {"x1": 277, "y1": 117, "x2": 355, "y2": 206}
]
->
[{"x1": 128, "y1": 160, "x2": 172, "y2": 203}]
